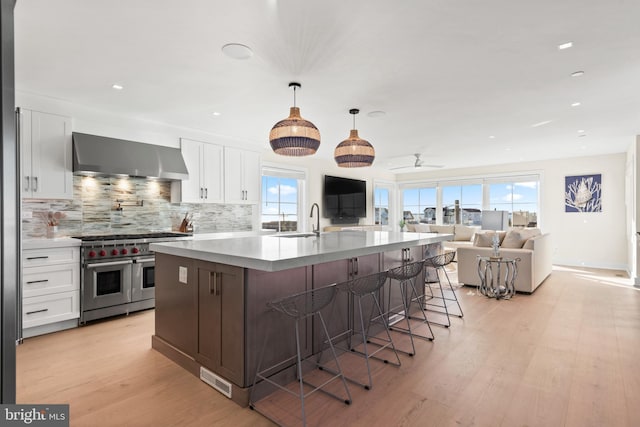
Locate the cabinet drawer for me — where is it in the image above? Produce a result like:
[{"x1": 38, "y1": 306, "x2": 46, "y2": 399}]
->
[
  {"x1": 23, "y1": 291, "x2": 79, "y2": 329},
  {"x1": 23, "y1": 263, "x2": 79, "y2": 297},
  {"x1": 23, "y1": 247, "x2": 79, "y2": 267}
]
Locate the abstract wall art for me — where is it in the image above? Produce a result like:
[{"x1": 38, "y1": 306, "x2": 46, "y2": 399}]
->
[{"x1": 565, "y1": 174, "x2": 602, "y2": 213}]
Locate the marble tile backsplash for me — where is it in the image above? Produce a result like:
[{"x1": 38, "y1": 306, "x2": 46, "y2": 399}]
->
[{"x1": 22, "y1": 176, "x2": 253, "y2": 238}]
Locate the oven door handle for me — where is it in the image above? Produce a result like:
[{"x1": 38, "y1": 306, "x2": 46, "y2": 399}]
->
[
  {"x1": 86, "y1": 260, "x2": 133, "y2": 268},
  {"x1": 133, "y1": 257, "x2": 155, "y2": 263}
]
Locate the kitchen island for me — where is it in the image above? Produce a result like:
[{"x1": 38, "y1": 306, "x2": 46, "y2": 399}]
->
[{"x1": 150, "y1": 230, "x2": 451, "y2": 406}]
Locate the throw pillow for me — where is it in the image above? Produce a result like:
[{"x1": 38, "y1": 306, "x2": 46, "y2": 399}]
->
[
  {"x1": 454, "y1": 224, "x2": 479, "y2": 241},
  {"x1": 522, "y1": 237, "x2": 536, "y2": 250},
  {"x1": 474, "y1": 231, "x2": 499, "y2": 247},
  {"x1": 429, "y1": 225, "x2": 455, "y2": 234},
  {"x1": 502, "y1": 230, "x2": 527, "y2": 248},
  {"x1": 413, "y1": 223, "x2": 431, "y2": 232}
]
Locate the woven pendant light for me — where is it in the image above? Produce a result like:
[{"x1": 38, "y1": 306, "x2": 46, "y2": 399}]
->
[
  {"x1": 269, "y1": 82, "x2": 320, "y2": 156},
  {"x1": 334, "y1": 109, "x2": 375, "y2": 167}
]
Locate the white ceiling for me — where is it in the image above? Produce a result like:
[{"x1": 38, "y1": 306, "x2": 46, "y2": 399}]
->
[{"x1": 14, "y1": 0, "x2": 640, "y2": 173}]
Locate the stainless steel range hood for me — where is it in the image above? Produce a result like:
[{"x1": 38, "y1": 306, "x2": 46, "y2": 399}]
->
[{"x1": 72, "y1": 132, "x2": 189, "y2": 180}]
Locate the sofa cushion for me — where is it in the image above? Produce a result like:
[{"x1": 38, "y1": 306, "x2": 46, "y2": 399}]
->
[
  {"x1": 405, "y1": 223, "x2": 416, "y2": 232},
  {"x1": 501, "y1": 228, "x2": 542, "y2": 248},
  {"x1": 454, "y1": 224, "x2": 478, "y2": 241},
  {"x1": 429, "y1": 224, "x2": 455, "y2": 234},
  {"x1": 413, "y1": 223, "x2": 431, "y2": 232},
  {"x1": 474, "y1": 231, "x2": 506, "y2": 247}
]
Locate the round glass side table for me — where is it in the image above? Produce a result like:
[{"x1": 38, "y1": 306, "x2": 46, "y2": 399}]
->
[{"x1": 476, "y1": 256, "x2": 520, "y2": 300}]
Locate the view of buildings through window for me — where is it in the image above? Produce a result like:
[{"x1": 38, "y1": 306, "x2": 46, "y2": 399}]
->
[
  {"x1": 402, "y1": 187, "x2": 436, "y2": 223},
  {"x1": 489, "y1": 181, "x2": 538, "y2": 227},
  {"x1": 261, "y1": 176, "x2": 299, "y2": 231},
  {"x1": 373, "y1": 187, "x2": 389, "y2": 225},
  {"x1": 442, "y1": 184, "x2": 482, "y2": 225},
  {"x1": 402, "y1": 178, "x2": 539, "y2": 227}
]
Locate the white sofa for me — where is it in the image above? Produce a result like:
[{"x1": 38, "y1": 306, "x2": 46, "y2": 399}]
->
[
  {"x1": 406, "y1": 223, "x2": 479, "y2": 252},
  {"x1": 456, "y1": 230, "x2": 552, "y2": 293}
]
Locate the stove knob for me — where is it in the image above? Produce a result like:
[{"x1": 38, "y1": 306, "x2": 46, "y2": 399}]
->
[
  {"x1": 121, "y1": 248, "x2": 128, "y2": 255},
  {"x1": 111, "y1": 249, "x2": 119, "y2": 256},
  {"x1": 88, "y1": 250, "x2": 97, "y2": 258},
  {"x1": 131, "y1": 247, "x2": 139, "y2": 254},
  {"x1": 99, "y1": 250, "x2": 107, "y2": 257}
]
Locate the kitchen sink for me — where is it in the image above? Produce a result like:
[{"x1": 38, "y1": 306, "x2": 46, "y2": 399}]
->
[{"x1": 271, "y1": 232, "x2": 318, "y2": 238}]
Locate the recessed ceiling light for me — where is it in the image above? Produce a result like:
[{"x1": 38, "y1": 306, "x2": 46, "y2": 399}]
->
[
  {"x1": 489, "y1": 135, "x2": 495, "y2": 139},
  {"x1": 531, "y1": 120, "x2": 552, "y2": 128},
  {"x1": 505, "y1": 147, "x2": 512, "y2": 151},
  {"x1": 571, "y1": 71, "x2": 585, "y2": 77},
  {"x1": 212, "y1": 112, "x2": 221, "y2": 116},
  {"x1": 571, "y1": 102, "x2": 581, "y2": 107},
  {"x1": 221, "y1": 43, "x2": 253, "y2": 60},
  {"x1": 577, "y1": 129, "x2": 585, "y2": 133},
  {"x1": 558, "y1": 41, "x2": 573, "y2": 50},
  {"x1": 112, "y1": 84, "x2": 124, "y2": 90},
  {"x1": 367, "y1": 110, "x2": 386, "y2": 118}
]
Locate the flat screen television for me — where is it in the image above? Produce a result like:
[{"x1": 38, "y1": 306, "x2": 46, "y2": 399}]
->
[{"x1": 323, "y1": 175, "x2": 367, "y2": 222}]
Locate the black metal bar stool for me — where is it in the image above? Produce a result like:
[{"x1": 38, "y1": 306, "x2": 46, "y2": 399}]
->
[
  {"x1": 249, "y1": 285, "x2": 352, "y2": 427},
  {"x1": 422, "y1": 251, "x2": 464, "y2": 327},
  {"x1": 333, "y1": 270, "x2": 401, "y2": 390},
  {"x1": 386, "y1": 260, "x2": 435, "y2": 356}
]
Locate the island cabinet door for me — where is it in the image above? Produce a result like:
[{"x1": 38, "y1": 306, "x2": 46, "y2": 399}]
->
[
  {"x1": 154, "y1": 254, "x2": 198, "y2": 357},
  {"x1": 311, "y1": 254, "x2": 380, "y2": 354},
  {"x1": 196, "y1": 262, "x2": 245, "y2": 386}
]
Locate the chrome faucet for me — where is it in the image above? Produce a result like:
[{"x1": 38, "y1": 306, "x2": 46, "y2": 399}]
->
[{"x1": 310, "y1": 203, "x2": 320, "y2": 236}]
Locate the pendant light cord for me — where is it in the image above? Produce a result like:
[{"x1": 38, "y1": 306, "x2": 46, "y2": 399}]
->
[{"x1": 293, "y1": 85, "x2": 297, "y2": 108}]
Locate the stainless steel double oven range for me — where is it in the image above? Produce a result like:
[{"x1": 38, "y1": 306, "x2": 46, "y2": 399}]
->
[{"x1": 74, "y1": 232, "x2": 191, "y2": 323}]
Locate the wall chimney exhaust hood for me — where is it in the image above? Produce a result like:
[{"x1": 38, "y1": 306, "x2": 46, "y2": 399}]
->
[{"x1": 72, "y1": 132, "x2": 189, "y2": 180}]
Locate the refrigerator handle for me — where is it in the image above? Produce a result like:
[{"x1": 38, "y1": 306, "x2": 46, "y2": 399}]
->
[{"x1": 16, "y1": 108, "x2": 23, "y2": 344}]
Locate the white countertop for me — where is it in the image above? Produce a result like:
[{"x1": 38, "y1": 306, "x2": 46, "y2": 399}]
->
[
  {"x1": 23, "y1": 237, "x2": 82, "y2": 250},
  {"x1": 151, "y1": 231, "x2": 452, "y2": 272}
]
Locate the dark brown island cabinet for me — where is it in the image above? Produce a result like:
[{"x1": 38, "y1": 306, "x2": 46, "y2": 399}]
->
[{"x1": 151, "y1": 234, "x2": 447, "y2": 407}]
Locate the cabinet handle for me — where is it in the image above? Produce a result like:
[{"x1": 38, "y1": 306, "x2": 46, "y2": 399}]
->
[
  {"x1": 26, "y1": 308, "x2": 48, "y2": 315},
  {"x1": 354, "y1": 257, "x2": 359, "y2": 275},
  {"x1": 200, "y1": 187, "x2": 203, "y2": 199},
  {"x1": 215, "y1": 272, "x2": 221, "y2": 296},
  {"x1": 210, "y1": 272, "x2": 220, "y2": 295},
  {"x1": 24, "y1": 176, "x2": 30, "y2": 192},
  {"x1": 26, "y1": 256, "x2": 49, "y2": 260},
  {"x1": 205, "y1": 188, "x2": 208, "y2": 199},
  {"x1": 32, "y1": 176, "x2": 38, "y2": 192},
  {"x1": 26, "y1": 279, "x2": 48, "y2": 284}
]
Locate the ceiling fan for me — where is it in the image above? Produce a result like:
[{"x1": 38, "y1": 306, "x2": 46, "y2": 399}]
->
[{"x1": 389, "y1": 153, "x2": 444, "y2": 171}]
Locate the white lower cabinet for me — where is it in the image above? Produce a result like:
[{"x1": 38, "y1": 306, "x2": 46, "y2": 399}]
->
[
  {"x1": 23, "y1": 291, "x2": 79, "y2": 330},
  {"x1": 22, "y1": 242, "x2": 80, "y2": 338}
]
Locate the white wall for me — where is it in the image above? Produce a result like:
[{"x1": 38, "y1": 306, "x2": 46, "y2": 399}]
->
[
  {"x1": 398, "y1": 153, "x2": 628, "y2": 270},
  {"x1": 261, "y1": 151, "x2": 396, "y2": 232},
  {"x1": 626, "y1": 138, "x2": 639, "y2": 283}
]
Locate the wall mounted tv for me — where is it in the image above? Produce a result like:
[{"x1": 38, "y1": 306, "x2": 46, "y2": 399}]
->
[{"x1": 323, "y1": 175, "x2": 367, "y2": 223}]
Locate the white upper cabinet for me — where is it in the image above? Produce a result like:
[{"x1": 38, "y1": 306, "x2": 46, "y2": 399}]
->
[
  {"x1": 176, "y1": 138, "x2": 224, "y2": 203},
  {"x1": 19, "y1": 108, "x2": 73, "y2": 199},
  {"x1": 224, "y1": 147, "x2": 260, "y2": 204}
]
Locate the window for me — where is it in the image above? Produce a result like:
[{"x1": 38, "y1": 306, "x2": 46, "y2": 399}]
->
[
  {"x1": 402, "y1": 187, "x2": 437, "y2": 224},
  {"x1": 441, "y1": 184, "x2": 482, "y2": 225},
  {"x1": 488, "y1": 179, "x2": 538, "y2": 227},
  {"x1": 373, "y1": 187, "x2": 389, "y2": 225},
  {"x1": 261, "y1": 166, "x2": 306, "y2": 232}
]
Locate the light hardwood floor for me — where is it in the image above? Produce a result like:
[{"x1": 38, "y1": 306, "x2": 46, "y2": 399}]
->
[{"x1": 17, "y1": 265, "x2": 640, "y2": 427}]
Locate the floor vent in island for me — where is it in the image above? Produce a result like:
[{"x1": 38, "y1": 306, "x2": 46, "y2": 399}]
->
[{"x1": 200, "y1": 367, "x2": 232, "y2": 398}]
